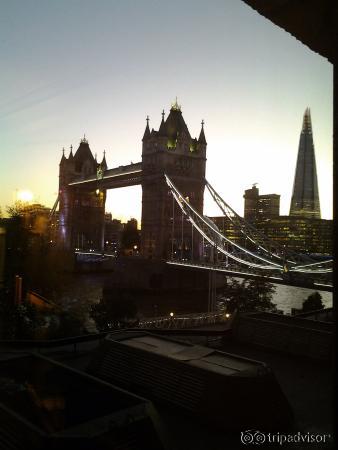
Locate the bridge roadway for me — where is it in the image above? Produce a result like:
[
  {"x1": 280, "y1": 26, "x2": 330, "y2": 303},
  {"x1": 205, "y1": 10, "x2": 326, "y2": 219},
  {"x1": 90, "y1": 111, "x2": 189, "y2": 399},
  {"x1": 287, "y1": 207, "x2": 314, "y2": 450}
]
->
[
  {"x1": 74, "y1": 251, "x2": 332, "y2": 292},
  {"x1": 166, "y1": 259, "x2": 333, "y2": 292},
  {"x1": 68, "y1": 162, "x2": 142, "y2": 189}
]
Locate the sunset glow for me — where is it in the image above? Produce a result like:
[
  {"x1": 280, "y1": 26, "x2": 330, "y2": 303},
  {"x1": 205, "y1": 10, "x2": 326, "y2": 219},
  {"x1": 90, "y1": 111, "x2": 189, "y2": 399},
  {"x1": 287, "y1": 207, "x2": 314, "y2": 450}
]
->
[
  {"x1": 0, "y1": 0, "x2": 332, "y2": 221},
  {"x1": 17, "y1": 190, "x2": 33, "y2": 203}
]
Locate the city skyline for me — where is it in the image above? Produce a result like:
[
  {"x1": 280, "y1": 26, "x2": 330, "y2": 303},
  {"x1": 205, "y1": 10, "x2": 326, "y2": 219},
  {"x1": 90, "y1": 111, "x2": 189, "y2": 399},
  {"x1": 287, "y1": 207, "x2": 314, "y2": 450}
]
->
[{"x1": 0, "y1": 0, "x2": 333, "y2": 221}]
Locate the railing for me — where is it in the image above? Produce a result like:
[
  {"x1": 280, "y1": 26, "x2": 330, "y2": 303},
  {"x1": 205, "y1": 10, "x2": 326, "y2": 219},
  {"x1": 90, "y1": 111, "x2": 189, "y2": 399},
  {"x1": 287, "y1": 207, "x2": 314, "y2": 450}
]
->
[
  {"x1": 0, "y1": 332, "x2": 109, "y2": 352},
  {"x1": 0, "y1": 319, "x2": 233, "y2": 352},
  {"x1": 293, "y1": 307, "x2": 333, "y2": 322},
  {"x1": 137, "y1": 311, "x2": 231, "y2": 329}
]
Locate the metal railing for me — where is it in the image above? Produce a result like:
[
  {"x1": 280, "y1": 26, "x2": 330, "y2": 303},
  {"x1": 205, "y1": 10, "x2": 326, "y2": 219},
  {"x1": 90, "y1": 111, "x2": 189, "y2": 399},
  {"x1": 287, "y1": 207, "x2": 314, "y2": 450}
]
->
[
  {"x1": 0, "y1": 332, "x2": 109, "y2": 352},
  {"x1": 137, "y1": 311, "x2": 231, "y2": 329}
]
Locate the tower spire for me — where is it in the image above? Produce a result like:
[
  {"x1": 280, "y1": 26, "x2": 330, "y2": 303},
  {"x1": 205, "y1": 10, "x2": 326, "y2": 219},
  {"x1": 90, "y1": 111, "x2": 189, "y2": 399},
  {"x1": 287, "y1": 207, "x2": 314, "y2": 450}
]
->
[
  {"x1": 143, "y1": 115, "x2": 151, "y2": 141},
  {"x1": 171, "y1": 97, "x2": 181, "y2": 111},
  {"x1": 101, "y1": 150, "x2": 107, "y2": 169},
  {"x1": 60, "y1": 147, "x2": 67, "y2": 164},
  {"x1": 159, "y1": 109, "x2": 166, "y2": 135},
  {"x1": 302, "y1": 107, "x2": 312, "y2": 133},
  {"x1": 198, "y1": 119, "x2": 207, "y2": 144},
  {"x1": 290, "y1": 108, "x2": 320, "y2": 218}
]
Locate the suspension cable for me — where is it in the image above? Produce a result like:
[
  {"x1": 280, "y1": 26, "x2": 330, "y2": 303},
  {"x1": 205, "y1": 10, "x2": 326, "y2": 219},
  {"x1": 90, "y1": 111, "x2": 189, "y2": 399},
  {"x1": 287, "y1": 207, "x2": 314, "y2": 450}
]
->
[
  {"x1": 171, "y1": 193, "x2": 175, "y2": 259},
  {"x1": 205, "y1": 179, "x2": 333, "y2": 272},
  {"x1": 165, "y1": 174, "x2": 332, "y2": 275},
  {"x1": 165, "y1": 175, "x2": 283, "y2": 270}
]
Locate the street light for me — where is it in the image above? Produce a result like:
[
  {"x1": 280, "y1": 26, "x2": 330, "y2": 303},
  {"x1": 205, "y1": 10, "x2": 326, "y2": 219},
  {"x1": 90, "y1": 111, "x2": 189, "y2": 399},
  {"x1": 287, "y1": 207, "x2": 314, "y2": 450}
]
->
[{"x1": 169, "y1": 312, "x2": 174, "y2": 317}]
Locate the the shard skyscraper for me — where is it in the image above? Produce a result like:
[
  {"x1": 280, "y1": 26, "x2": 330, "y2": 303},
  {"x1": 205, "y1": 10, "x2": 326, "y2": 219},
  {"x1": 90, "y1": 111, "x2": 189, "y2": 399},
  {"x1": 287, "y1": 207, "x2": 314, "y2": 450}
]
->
[{"x1": 289, "y1": 108, "x2": 321, "y2": 219}]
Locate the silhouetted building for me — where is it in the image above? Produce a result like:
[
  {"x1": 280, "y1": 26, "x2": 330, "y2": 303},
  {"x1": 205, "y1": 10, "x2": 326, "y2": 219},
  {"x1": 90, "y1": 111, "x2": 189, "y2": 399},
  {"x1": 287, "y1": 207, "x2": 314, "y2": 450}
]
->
[
  {"x1": 210, "y1": 216, "x2": 242, "y2": 245},
  {"x1": 18, "y1": 203, "x2": 51, "y2": 236},
  {"x1": 141, "y1": 100, "x2": 206, "y2": 259},
  {"x1": 258, "y1": 194, "x2": 280, "y2": 218},
  {"x1": 58, "y1": 138, "x2": 107, "y2": 250},
  {"x1": 255, "y1": 216, "x2": 332, "y2": 255},
  {"x1": 104, "y1": 216, "x2": 123, "y2": 253},
  {"x1": 210, "y1": 214, "x2": 332, "y2": 255},
  {"x1": 121, "y1": 218, "x2": 140, "y2": 255},
  {"x1": 240, "y1": 164, "x2": 330, "y2": 253},
  {"x1": 126, "y1": 218, "x2": 138, "y2": 230},
  {"x1": 243, "y1": 184, "x2": 259, "y2": 221},
  {"x1": 243, "y1": 184, "x2": 280, "y2": 221},
  {"x1": 290, "y1": 108, "x2": 321, "y2": 218},
  {"x1": 2, "y1": 203, "x2": 59, "y2": 244}
]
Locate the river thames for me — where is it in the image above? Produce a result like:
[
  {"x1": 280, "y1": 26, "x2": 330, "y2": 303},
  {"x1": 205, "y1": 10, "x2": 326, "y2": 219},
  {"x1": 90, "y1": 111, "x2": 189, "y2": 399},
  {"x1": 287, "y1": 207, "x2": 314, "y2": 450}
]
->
[{"x1": 52, "y1": 272, "x2": 332, "y2": 329}]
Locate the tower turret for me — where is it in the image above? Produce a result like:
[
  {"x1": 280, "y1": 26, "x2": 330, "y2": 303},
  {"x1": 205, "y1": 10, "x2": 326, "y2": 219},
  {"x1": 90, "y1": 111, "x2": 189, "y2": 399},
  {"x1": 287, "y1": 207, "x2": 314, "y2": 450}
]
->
[
  {"x1": 69, "y1": 145, "x2": 74, "y2": 160},
  {"x1": 60, "y1": 148, "x2": 67, "y2": 166},
  {"x1": 72, "y1": 136, "x2": 97, "y2": 177},
  {"x1": 198, "y1": 120, "x2": 207, "y2": 144},
  {"x1": 158, "y1": 110, "x2": 166, "y2": 136},
  {"x1": 142, "y1": 116, "x2": 151, "y2": 141},
  {"x1": 101, "y1": 150, "x2": 107, "y2": 170}
]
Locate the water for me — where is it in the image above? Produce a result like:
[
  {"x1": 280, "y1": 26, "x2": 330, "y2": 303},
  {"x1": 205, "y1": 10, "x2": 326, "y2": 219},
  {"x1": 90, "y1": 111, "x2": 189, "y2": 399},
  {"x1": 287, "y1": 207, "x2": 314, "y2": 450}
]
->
[
  {"x1": 271, "y1": 283, "x2": 332, "y2": 314},
  {"x1": 52, "y1": 273, "x2": 332, "y2": 322}
]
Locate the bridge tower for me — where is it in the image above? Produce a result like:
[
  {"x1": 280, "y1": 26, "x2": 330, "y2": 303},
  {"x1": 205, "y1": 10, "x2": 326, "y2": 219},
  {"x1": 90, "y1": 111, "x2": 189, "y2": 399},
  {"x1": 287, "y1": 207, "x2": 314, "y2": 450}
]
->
[
  {"x1": 58, "y1": 137, "x2": 107, "y2": 250},
  {"x1": 141, "y1": 100, "x2": 207, "y2": 259}
]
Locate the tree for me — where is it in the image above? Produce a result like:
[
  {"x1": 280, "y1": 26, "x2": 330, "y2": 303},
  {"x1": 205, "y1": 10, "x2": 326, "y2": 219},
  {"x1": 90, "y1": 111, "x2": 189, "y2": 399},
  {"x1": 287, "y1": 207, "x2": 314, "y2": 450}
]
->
[
  {"x1": 0, "y1": 296, "x2": 45, "y2": 339},
  {"x1": 1, "y1": 213, "x2": 30, "y2": 294},
  {"x1": 46, "y1": 310, "x2": 85, "y2": 338},
  {"x1": 218, "y1": 277, "x2": 276, "y2": 313},
  {"x1": 302, "y1": 292, "x2": 324, "y2": 312},
  {"x1": 6, "y1": 201, "x2": 25, "y2": 218}
]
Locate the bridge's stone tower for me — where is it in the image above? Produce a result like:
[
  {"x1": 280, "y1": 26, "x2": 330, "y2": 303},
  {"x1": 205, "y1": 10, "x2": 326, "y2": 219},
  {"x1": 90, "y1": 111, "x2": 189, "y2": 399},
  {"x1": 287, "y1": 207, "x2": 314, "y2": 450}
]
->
[
  {"x1": 58, "y1": 137, "x2": 107, "y2": 249},
  {"x1": 141, "y1": 101, "x2": 207, "y2": 259}
]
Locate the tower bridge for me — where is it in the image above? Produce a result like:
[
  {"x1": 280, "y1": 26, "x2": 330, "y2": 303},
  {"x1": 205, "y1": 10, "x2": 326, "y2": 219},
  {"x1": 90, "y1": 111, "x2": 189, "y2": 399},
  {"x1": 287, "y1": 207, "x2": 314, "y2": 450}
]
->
[
  {"x1": 57, "y1": 102, "x2": 332, "y2": 289},
  {"x1": 58, "y1": 100, "x2": 206, "y2": 259}
]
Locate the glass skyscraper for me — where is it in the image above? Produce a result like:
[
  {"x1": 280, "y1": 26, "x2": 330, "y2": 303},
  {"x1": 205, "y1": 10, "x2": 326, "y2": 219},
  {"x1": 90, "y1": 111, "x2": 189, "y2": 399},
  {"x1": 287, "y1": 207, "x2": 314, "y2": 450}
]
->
[{"x1": 289, "y1": 108, "x2": 321, "y2": 219}]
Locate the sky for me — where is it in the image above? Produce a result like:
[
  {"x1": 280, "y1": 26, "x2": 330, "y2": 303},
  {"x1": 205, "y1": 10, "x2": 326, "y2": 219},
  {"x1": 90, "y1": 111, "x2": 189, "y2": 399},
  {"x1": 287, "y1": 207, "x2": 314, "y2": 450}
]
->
[{"x1": 0, "y1": 0, "x2": 333, "y2": 222}]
